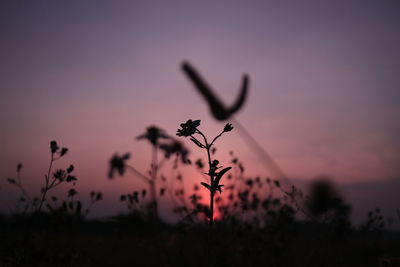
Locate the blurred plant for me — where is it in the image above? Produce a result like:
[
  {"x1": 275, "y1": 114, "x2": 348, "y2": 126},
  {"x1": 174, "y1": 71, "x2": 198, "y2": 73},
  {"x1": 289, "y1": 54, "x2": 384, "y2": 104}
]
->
[
  {"x1": 215, "y1": 155, "x2": 298, "y2": 230},
  {"x1": 109, "y1": 125, "x2": 190, "y2": 221},
  {"x1": 397, "y1": 208, "x2": 400, "y2": 225},
  {"x1": 305, "y1": 178, "x2": 351, "y2": 229},
  {"x1": 6, "y1": 141, "x2": 77, "y2": 213},
  {"x1": 45, "y1": 189, "x2": 103, "y2": 219},
  {"x1": 37, "y1": 141, "x2": 77, "y2": 212},
  {"x1": 176, "y1": 119, "x2": 232, "y2": 229},
  {"x1": 120, "y1": 190, "x2": 147, "y2": 216},
  {"x1": 360, "y1": 208, "x2": 385, "y2": 232},
  {"x1": 7, "y1": 164, "x2": 32, "y2": 213}
]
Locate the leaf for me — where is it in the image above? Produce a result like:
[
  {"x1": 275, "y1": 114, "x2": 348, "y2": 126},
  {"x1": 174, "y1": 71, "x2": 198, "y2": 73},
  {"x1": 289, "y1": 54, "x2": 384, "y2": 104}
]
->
[
  {"x1": 216, "y1": 185, "x2": 224, "y2": 194},
  {"x1": 200, "y1": 182, "x2": 211, "y2": 191},
  {"x1": 214, "y1": 167, "x2": 232, "y2": 187},
  {"x1": 190, "y1": 137, "x2": 205, "y2": 148}
]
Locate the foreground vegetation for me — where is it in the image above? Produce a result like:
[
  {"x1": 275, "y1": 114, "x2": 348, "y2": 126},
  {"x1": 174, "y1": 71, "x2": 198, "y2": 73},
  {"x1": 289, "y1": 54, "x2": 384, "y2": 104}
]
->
[{"x1": 2, "y1": 121, "x2": 400, "y2": 267}]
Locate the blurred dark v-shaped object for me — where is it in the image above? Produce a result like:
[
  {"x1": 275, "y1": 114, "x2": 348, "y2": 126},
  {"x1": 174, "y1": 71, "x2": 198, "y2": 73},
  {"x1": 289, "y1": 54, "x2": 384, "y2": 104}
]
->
[{"x1": 181, "y1": 61, "x2": 249, "y2": 121}]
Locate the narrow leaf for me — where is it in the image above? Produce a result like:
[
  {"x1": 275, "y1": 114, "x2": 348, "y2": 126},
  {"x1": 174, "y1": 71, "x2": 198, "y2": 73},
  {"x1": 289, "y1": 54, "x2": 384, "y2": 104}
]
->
[
  {"x1": 214, "y1": 167, "x2": 232, "y2": 187},
  {"x1": 190, "y1": 137, "x2": 205, "y2": 148},
  {"x1": 200, "y1": 182, "x2": 211, "y2": 191}
]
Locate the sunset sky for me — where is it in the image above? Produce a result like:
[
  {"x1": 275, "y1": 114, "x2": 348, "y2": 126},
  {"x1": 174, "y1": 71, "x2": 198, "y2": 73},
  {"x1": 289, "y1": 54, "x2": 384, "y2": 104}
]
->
[{"x1": 1, "y1": 1, "x2": 399, "y2": 224}]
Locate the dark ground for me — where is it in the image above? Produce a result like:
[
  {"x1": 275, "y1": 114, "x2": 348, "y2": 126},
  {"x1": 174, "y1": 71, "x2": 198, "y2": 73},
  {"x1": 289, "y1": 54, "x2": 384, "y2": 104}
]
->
[{"x1": 1, "y1": 214, "x2": 399, "y2": 267}]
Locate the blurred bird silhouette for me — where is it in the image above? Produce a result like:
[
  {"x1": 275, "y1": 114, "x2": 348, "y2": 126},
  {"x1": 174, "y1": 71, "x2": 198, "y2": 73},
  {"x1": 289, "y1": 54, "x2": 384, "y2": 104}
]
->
[
  {"x1": 181, "y1": 61, "x2": 249, "y2": 121},
  {"x1": 181, "y1": 61, "x2": 298, "y2": 204}
]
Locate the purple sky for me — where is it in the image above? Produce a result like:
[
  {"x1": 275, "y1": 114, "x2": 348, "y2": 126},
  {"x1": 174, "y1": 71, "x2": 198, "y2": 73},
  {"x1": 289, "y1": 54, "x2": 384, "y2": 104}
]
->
[{"x1": 1, "y1": 0, "x2": 399, "y2": 225}]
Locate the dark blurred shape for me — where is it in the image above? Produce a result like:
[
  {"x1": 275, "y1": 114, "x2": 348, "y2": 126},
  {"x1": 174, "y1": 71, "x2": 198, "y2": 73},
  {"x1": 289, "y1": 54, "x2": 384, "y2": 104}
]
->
[
  {"x1": 181, "y1": 61, "x2": 249, "y2": 120},
  {"x1": 50, "y1": 140, "x2": 59, "y2": 153},
  {"x1": 159, "y1": 140, "x2": 190, "y2": 164},
  {"x1": 108, "y1": 153, "x2": 131, "y2": 178},
  {"x1": 306, "y1": 177, "x2": 351, "y2": 227},
  {"x1": 223, "y1": 123, "x2": 234, "y2": 132},
  {"x1": 136, "y1": 126, "x2": 169, "y2": 146}
]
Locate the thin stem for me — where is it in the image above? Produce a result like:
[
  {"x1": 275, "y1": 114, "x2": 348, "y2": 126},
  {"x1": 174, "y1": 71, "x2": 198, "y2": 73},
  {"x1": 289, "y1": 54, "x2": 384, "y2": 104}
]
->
[
  {"x1": 196, "y1": 129, "x2": 215, "y2": 229},
  {"x1": 15, "y1": 171, "x2": 32, "y2": 203},
  {"x1": 125, "y1": 164, "x2": 151, "y2": 183},
  {"x1": 150, "y1": 145, "x2": 159, "y2": 220},
  {"x1": 210, "y1": 130, "x2": 225, "y2": 147},
  {"x1": 38, "y1": 153, "x2": 54, "y2": 212}
]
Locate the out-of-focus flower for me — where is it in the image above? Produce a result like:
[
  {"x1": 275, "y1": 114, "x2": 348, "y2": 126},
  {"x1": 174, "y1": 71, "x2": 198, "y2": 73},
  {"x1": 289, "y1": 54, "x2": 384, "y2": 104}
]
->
[
  {"x1": 195, "y1": 158, "x2": 204, "y2": 169},
  {"x1": 159, "y1": 140, "x2": 190, "y2": 164},
  {"x1": 68, "y1": 188, "x2": 78, "y2": 197},
  {"x1": 50, "y1": 141, "x2": 59, "y2": 154},
  {"x1": 67, "y1": 165, "x2": 74, "y2": 173},
  {"x1": 53, "y1": 169, "x2": 66, "y2": 180},
  {"x1": 16, "y1": 163, "x2": 23, "y2": 173},
  {"x1": 60, "y1": 147, "x2": 68, "y2": 156},
  {"x1": 176, "y1": 119, "x2": 201, "y2": 137},
  {"x1": 137, "y1": 126, "x2": 169, "y2": 146},
  {"x1": 108, "y1": 153, "x2": 131, "y2": 178},
  {"x1": 224, "y1": 123, "x2": 234, "y2": 132},
  {"x1": 66, "y1": 175, "x2": 77, "y2": 182}
]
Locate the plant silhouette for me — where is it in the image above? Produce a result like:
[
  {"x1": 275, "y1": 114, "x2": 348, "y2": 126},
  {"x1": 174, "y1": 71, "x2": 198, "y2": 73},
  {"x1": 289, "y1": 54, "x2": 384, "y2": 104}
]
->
[
  {"x1": 181, "y1": 60, "x2": 310, "y2": 220},
  {"x1": 109, "y1": 125, "x2": 190, "y2": 221},
  {"x1": 176, "y1": 119, "x2": 233, "y2": 229}
]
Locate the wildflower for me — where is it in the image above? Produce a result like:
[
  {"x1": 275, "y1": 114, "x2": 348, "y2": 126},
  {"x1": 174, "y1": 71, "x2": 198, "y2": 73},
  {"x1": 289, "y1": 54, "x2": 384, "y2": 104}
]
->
[
  {"x1": 60, "y1": 147, "x2": 68, "y2": 156},
  {"x1": 176, "y1": 119, "x2": 201, "y2": 137},
  {"x1": 224, "y1": 123, "x2": 234, "y2": 132},
  {"x1": 137, "y1": 126, "x2": 169, "y2": 146},
  {"x1": 53, "y1": 169, "x2": 66, "y2": 180},
  {"x1": 108, "y1": 153, "x2": 130, "y2": 178},
  {"x1": 50, "y1": 140, "x2": 59, "y2": 153},
  {"x1": 67, "y1": 164, "x2": 74, "y2": 173}
]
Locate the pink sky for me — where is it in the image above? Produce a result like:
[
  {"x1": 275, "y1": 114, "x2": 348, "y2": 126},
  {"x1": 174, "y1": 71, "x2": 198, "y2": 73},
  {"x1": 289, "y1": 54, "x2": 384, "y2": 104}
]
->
[{"x1": 1, "y1": 0, "x2": 399, "y2": 224}]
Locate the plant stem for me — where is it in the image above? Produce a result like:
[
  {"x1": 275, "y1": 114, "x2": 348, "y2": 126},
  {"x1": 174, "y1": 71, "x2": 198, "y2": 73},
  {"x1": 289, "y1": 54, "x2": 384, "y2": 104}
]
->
[
  {"x1": 197, "y1": 129, "x2": 215, "y2": 229},
  {"x1": 38, "y1": 153, "x2": 54, "y2": 212},
  {"x1": 150, "y1": 146, "x2": 158, "y2": 220}
]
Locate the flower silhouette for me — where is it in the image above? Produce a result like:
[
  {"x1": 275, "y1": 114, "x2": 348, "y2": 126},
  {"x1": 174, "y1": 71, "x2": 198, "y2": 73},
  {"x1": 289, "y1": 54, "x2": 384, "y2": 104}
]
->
[
  {"x1": 224, "y1": 123, "x2": 234, "y2": 132},
  {"x1": 108, "y1": 153, "x2": 131, "y2": 178},
  {"x1": 176, "y1": 119, "x2": 201, "y2": 137},
  {"x1": 137, "y1": 126, "x2": 169, "y2": 146}
]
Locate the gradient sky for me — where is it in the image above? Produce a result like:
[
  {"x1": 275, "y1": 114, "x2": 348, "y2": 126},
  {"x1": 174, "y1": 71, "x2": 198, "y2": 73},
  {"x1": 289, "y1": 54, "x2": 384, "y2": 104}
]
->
[{"x1": 1, "y1": 0, "x2": 399, "y2": 224}]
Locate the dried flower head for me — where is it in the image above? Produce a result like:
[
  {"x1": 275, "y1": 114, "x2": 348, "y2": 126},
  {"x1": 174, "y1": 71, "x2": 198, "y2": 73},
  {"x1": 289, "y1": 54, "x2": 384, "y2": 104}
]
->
[
  {"x1": 108, "y1": 153, "x2": 131, "y2": 178},
  {"x1": 176, "y1": 119, "x2": 201, "y2": 137},
  {"x1": 224, "y1": 123, "x2": 234, "y2": 132}
]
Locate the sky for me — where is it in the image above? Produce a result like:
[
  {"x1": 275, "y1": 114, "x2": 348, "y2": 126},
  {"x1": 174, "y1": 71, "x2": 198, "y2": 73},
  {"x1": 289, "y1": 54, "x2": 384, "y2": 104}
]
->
[{"x1": 1, "y1": 0, "x2": 399, "y2": 225}]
